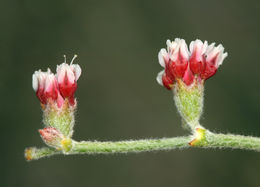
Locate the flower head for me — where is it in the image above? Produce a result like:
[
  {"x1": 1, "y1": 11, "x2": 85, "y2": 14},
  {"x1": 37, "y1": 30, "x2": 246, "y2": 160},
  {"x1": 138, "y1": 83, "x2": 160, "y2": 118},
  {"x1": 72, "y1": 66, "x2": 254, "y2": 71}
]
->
[
  {"x1": 157, "y1": 38, "x2": 228, "y2": 89},
  {"x1": 56, "y1": 55, "x2": 81, "y2": 105},
  {"x1": 32, "y1": 55, "x2": 81, "y2": 107},
  {"x1": 32, "y1": 69, "x2": 61, "y2": 105}
]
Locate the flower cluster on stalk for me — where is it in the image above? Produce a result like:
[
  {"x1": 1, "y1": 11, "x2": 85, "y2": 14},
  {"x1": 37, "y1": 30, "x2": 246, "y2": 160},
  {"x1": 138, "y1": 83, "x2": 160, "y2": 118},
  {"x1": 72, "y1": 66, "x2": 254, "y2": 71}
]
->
[
  {"x1": 31, "y1": 55, "x2": 81, "y2": 150},
  {"x1": 157, "y1": 38, "x2": 228, "y2": 89}
]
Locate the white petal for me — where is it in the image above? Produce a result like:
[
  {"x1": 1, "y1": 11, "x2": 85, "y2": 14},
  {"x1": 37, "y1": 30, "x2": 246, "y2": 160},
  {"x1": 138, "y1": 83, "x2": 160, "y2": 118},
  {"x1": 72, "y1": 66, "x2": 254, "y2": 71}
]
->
[
  {"x1": 189, "y1": 41, "x2": 194, "y2": 54},
  {"x1": 174, "y1": 38, "x2": 181, "y2": 43},
  {"x1": 32, "y1": 70, "x2": 48, "y2": 91},
  {"x1": 206, "y1": 42, "x2": 216, "y2": 54},
  {"x1": 171, "y1": 42, "x2": 180, "y2": 61},
  {"x1": 56, "y1": 63, "x2": 66, "y2": 83},
  {"x1": 71, "y1": 64, "x2": 82, "y2": 81},
  {"x1": 190, "y1": 39, "x2": 207, "y2": 61},
  {"x1": 167, "y1": 39, "x2": 178, "y2": 56},
  {"x1": 44, "y1": 73, "x2": 56, "y2": 92},
  {"x1": 178, "y1": 39, "x2": 189, "y2": 60},
  {"x1": 158, "y1": 48, "x2": 167, "y2": 67},
  {"x1": 205, "y1": 42, "x2": 228, "y2": 67},
  {"x1": 156, "y1": 70, "x2": 164, "y2": 86},
  {"x1": 66, "y1": 67, "x2": 75, "y2": 83},
  {"x1": 206, "y1": 44, "x2": 223, "y2": 62},
  {"x1": 166, "y1": 39, "x2": 171, "y2": 52},
  {"x1": 32, "y1": 72, "x2": 38, "y2": 91},
  {"x1": 56, "y1": 63, "x2": 75, "y2": 83},
  {"x1": 190, "y1": 39, "x2": 203, "y2": 53},
  {"x1": 217, "y1": 52, "x2": 228, "y2": 66},
  {"x1": 202, "y1": 41, "x2": 208, "y2": 54}
]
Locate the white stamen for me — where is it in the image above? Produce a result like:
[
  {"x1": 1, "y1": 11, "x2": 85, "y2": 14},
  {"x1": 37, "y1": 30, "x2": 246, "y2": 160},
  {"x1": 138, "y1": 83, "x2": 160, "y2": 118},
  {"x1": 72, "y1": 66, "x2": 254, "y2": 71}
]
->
[
  {"x1": 70, "y1": 54, "x2": 78, "y2": 65},
  {"x1": 63, "y1": 55, "x2": 66, "y2": 63}
]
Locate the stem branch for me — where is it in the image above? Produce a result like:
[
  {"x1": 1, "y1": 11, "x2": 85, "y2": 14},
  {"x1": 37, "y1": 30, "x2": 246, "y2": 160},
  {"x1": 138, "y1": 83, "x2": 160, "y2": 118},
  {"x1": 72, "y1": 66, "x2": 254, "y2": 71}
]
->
[{"x1": 71, "y1": 136, "x2": 191, "y2": 154}]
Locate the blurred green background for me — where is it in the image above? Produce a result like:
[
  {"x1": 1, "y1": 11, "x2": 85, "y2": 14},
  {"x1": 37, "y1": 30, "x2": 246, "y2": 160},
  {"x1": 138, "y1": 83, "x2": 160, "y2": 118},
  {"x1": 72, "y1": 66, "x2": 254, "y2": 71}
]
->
[{"x1": 1, "y1": 0, "x2": 260, "y2": 186}]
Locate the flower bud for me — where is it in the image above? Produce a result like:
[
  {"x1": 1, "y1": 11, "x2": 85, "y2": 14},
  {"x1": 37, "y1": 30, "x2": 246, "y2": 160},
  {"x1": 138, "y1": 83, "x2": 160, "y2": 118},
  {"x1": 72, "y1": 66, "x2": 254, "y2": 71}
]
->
[
  {"x1": 56, "y1": 55, "x2": 81, "y2": 105},
  {"x1": 32, "y1": 69, "x2": 62, "y2": 105},
  {"x1": 32, "y1": 70, "x2": 47, "y2": 104},
  {"x1": 189, "y1": 40, "x2": 208, "y2": 75},
  {"x1": 157, "y1": 48, "x2": 175, "y2": 89},
  {"x1": 39, "y1": 127, "x2": 65, "y2": 149},
  {"x1": 200, "y1": 43, "x2": 228, "y2": 80},
  {"x1": 171, "y1": 39, "x2": 189, "y2": 78}
]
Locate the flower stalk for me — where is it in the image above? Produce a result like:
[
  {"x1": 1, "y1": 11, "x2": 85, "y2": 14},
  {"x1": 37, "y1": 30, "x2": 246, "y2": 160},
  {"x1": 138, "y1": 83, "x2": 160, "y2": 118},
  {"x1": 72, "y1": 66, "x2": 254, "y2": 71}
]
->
[{"x1": 25, "y1": 132, "x2": 260, "y2": 160}]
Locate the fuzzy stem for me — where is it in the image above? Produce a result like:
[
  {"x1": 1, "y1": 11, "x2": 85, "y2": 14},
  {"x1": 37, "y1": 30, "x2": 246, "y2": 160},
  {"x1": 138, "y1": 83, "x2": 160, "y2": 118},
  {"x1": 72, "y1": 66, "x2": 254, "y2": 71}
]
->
[
  {"x1": 25, "y1": 133, "x2": 260, "y2": 160},
  {"x1": 203, "y1": 132, "x2": 260, "y2": 151},
  {"x1": 25, "y1": 136, "x2": 191, "y2": 160},
  {"x1": 25, "y1": 147, "x2": 61, "y2": 161},
  {"x1": 71, "y1": 136, "x2": 191, "y2": 154}
]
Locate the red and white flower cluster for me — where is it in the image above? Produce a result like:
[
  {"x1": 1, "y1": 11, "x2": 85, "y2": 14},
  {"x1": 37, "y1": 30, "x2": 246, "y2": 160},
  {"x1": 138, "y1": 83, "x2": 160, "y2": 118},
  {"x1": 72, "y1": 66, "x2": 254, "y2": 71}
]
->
[
  {"x1": 157, "y1": 38, "x2": 228, "y2": 89},
  {"x1": 32, "y1": 55, "x2": 81, "y2": 107}
]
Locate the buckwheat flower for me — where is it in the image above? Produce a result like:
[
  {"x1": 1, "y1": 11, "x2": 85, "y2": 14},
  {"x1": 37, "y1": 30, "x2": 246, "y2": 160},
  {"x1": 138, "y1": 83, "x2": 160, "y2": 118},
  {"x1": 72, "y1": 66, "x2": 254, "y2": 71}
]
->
[
  {"x1": 157, "y1": 38, "x2": 194, "y2": 87},
  {"x1": 32, "y1": 70, "x2": 47, "y2": 104},
  {"x1": 156, "y1": 38, "x2": 228, "y2": 129},
  {"x1": 189, "y1": 39, "x2": 208, "y2": 75},
  {"x1": 56, "y1": 55, "x2": 81, "y2": 105},
  {"x1": 32, "y1": 55, "x2": 82, "y2": 140},
  {"x1": 200, "y1": 43, "x2": 228, "y2": 80},
  {"x1": 32, "y1": 69, "x2": 63, "y2": 106},
  {"x1": 157, "y1": 48, "x2": 175, "y2": 89},
  {"x1": 157, "y1": 38, "x2": 228, "y2": 88},
  {"x1": 171, "y1": 39, "x2": 189, "y2": 78}
]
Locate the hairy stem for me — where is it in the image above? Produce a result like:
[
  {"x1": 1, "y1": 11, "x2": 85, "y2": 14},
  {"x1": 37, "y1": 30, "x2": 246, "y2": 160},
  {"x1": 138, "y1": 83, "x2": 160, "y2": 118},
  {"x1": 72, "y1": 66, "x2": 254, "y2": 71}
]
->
[
  {"x1": 204, "y1": 132, "x2": 260, "y2": 151},
  {"x1": 25, "y1": 147, "x2": 61, "y2": 161},
  {"x1": 25, "y1": 132, "x2": 260, "y2": 161},
  {"x1": 71, "y1": 136, "x2": 191, "y2": 154}
]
